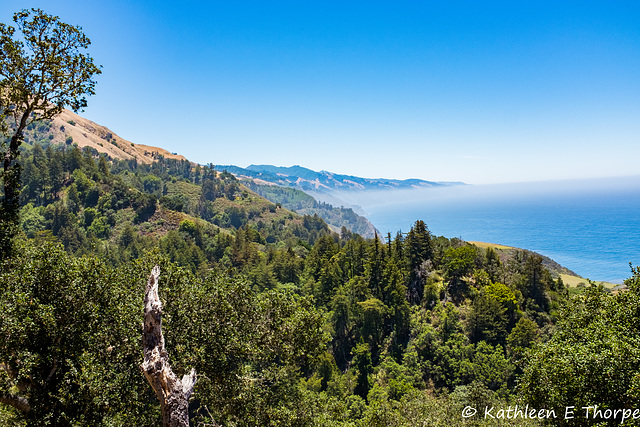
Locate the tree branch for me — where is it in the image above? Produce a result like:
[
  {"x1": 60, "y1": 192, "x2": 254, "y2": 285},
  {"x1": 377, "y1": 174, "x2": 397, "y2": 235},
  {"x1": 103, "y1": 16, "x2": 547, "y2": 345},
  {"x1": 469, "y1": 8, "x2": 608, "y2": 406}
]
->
[
  {"x1": 141, "y1": 266, "x2": 196, "y2": 427},
  {"x1": 0, "y1": 393, "x2": 31, "y2": 413}
]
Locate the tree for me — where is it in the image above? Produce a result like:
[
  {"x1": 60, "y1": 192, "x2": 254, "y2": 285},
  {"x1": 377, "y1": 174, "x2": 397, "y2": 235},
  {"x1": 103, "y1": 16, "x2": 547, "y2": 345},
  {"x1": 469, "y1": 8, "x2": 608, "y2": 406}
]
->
[
  {"x1": 442, "y1": 245, "x2": 477, "y2": 302},
  {"x1": 0, "y1": 241, "x2": 328, "y2": 426},
  {"x1": 352, "y1": 341, "x2": 373, "y2": 399},
  {"x1": 519, "y1": 268, "x2": 640, "y2": 421},
  {"x1": 405, "y1": 220, "x2": 432, "y2": 271},
  {"x1": 0, "y1": 241, "x2": 159, "y2": 425},
  {"x1": 358, "y1": 298, "x2": 389, "y2": 361},
  {"x1": 141, "y1": 266, "x2": 196, "y2": 427},
  {"x1": 518, "y1": 253, "x2": 552, "y2": 312},
  {"x1": 466, "y1": 293, "x2": 508, "y2": 346},
  {"x1": 405, "y1": 220, "x2": 433, "y2": 304},
  {"x1": 0, "y1": 8, "x2": 101, "y2": 258},
  {"x1": 506, "y1": 317, "x2": 538, "y2": 361}
]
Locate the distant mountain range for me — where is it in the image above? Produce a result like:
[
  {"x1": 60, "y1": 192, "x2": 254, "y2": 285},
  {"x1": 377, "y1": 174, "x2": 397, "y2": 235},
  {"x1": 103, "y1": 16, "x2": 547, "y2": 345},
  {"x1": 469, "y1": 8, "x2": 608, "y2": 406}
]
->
[{"x1": 216, "y1": 164, "x2": 464, "y2": 193}]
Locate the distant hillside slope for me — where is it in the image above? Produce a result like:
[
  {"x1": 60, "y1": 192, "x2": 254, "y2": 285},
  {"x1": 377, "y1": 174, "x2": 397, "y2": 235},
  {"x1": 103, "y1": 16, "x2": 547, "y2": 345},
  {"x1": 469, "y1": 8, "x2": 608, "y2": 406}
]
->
[
  {"x1": 215, "y1": 164, "x2": 465, "y2": 238},
  {"x1": 242, "y1": 181, "x2": 380, "y2": 239},
  {"x1": 469, "y1": 241, "x2": 579, "y2": 278},
  {"x1": 16, "y1": 111, "x2": 374, "y2": 238},
  {"x1": 217, "y1": 164, "x2": 464, "y2": 192},
  {"x1": 21, "y1": 108, "x2": 187, "y2": 164}
]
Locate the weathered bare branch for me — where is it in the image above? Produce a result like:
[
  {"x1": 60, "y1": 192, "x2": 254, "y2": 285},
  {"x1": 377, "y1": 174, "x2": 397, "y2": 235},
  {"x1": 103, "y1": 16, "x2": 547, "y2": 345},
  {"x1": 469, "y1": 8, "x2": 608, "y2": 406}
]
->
[{"x1": 141, "y1": 265, "x2": 196, "y2": 427}]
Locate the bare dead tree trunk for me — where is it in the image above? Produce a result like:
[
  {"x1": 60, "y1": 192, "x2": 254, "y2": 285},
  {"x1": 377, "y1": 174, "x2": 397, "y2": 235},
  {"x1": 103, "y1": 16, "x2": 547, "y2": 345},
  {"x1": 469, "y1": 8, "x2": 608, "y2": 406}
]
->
[{"x1": 141, "y1": 266, "x2": 196, "y2": 427}]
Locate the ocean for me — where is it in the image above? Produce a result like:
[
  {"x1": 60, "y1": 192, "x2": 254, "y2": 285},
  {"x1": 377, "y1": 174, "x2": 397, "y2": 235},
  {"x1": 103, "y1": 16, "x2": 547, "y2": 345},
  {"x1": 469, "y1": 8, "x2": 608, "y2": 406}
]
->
[{"x1": 336, "y1": 176, "x2": 640, "y2": 284}]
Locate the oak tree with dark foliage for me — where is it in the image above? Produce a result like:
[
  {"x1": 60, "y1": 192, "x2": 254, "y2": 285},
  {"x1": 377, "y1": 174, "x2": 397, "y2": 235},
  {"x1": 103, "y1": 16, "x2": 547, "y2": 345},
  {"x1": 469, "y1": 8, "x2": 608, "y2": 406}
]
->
[{"x1": 0, "y1": 8, "x2": 100, "y2": 257}]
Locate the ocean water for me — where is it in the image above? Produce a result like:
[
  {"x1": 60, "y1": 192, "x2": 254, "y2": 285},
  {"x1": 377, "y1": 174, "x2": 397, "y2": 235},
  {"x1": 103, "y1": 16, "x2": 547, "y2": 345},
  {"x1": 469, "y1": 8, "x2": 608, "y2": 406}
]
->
[{"x1": 337, "y1": 177, "x2": 640, "y2": 283}]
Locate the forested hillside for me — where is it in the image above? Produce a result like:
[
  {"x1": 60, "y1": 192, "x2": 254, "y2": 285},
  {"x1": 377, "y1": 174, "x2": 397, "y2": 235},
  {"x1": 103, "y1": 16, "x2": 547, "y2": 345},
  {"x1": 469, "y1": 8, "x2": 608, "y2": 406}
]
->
[
  {"x1": 242, "y1": 180, "x2": 379, "y2": 239},
  {"x1": 14, "y1": 140, "x2": 334, "y2": 276},
  {"x1": 4, "y1": 135, "x2": 640, "y2": 426}
]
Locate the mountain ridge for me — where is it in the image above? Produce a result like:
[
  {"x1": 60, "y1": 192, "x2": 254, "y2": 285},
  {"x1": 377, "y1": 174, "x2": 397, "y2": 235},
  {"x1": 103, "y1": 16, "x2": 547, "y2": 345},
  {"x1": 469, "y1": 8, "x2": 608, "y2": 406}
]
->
[
  {"x1": 23, "y1": 109, "x2": 188, "y2": 165},
  {"x1": 19, "y1": 109, "x2": 382, "y2": 238},
  {"x1": 217, "y1": 164, "x2": 465, "y2": 193},
  {"x1": 26, "y1": 109, "x2": 463, "y2": 194}
]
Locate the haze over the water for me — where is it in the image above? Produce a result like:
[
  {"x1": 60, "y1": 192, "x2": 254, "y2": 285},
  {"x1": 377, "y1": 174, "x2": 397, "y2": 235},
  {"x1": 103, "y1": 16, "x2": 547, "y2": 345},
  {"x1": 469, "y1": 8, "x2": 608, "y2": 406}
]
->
[
  {"x1": 334, "y1": 175, "x2": 640, "y2": 212},
  {"x1": 1, "y1": 1, "x2": 639, "y2": 184},
  {"x1": 333, "y1": 176, "x2": 640, "y2": 283}
]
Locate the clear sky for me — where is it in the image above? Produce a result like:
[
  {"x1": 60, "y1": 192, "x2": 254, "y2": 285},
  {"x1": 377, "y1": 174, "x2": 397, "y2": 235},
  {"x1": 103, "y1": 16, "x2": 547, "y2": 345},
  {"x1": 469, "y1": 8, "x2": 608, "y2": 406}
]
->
[{"x1": 2, "y1": 1, "x2": 639, "y2": 184}]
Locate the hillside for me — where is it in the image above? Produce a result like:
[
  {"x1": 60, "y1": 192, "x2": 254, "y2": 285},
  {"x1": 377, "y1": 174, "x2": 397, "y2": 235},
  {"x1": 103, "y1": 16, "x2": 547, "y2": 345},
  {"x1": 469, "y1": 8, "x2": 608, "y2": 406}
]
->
[
  {"x1": 20, "y1": 109, "x2": 187, "y2": 165},
  {"x1": 17, "y1": 110, "x2": 382, "y2": 238},
  {"x1": 16, "y1": 141, "x2": 339, "y2": 279},
  {"x1": 240, "y1": 180, "x2": 380, "y2": 239},
  {"x1": 216, "y1": 164, "x2": 464, "y2": 238},
  {"x1": 16, "y1": 110, "x2": 592, "y2": 277},
  {"x1": 468, "y1": 241, "x2": 578, "y2": 277},
  {"x1": 7, "y1": 114, "x2": 636, "y2": 427}
]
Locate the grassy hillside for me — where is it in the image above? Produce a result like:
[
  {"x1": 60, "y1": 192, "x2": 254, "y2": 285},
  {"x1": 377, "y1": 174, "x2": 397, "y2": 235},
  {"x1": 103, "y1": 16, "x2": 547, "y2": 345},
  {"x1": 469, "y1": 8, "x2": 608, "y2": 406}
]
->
[
  {"x1": 16, "y1": 111, "x2": 374, "y2": 238},
  {"x1": 468, "y1": 241, "x2": 578, "y2": 277},
  {"x1": 469, "y1": 241, "x2": 620, "y2": 290},
  {"x1": 18, "y1": 110, "x2": 187, "y2": 165}
]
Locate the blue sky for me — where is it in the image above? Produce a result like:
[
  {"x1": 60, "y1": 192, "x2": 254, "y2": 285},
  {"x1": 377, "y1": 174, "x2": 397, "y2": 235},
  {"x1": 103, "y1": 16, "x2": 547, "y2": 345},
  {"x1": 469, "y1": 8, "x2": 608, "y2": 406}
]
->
[{"x1": 2, "y1": 1, "x2": 639, "y2": 184}]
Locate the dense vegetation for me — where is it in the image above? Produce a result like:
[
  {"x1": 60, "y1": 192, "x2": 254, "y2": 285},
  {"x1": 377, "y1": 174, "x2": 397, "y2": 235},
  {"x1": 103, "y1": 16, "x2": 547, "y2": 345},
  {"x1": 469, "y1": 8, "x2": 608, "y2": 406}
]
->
[
  {"x1": 3, "y1": 137, "x2": 640, "y2": 426},
  {"x1": 15, "y1": 141, "x2": 332, "y2": 277},
  {"x1": 4, "y1": 9, "x2": 640, "y2": 426}
]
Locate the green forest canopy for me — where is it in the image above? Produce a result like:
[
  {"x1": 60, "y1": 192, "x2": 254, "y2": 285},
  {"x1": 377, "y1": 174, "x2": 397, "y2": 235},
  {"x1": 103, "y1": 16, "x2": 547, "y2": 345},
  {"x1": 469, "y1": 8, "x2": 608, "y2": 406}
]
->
[
  {"x1": 1, "y1": 139, "x2": 640, "y2": 425},
  {"x1": 2, "y1": 10, "x2": 640, "y2": 425}
]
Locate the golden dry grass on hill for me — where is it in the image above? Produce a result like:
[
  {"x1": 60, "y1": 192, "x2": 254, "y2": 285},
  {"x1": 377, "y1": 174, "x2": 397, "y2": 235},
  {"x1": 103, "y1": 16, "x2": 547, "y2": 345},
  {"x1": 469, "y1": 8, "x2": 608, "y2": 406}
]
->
[{"x1": 51, "y1": 109, "x2": 188, "y2": 165}]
